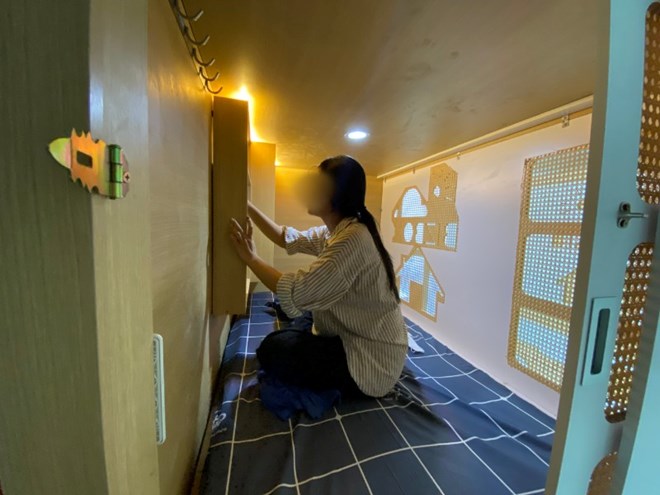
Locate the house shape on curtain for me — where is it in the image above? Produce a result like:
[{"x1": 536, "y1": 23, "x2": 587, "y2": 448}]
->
[
  {"x1": 396, "y1": 247, "x2": 445, "y2": 321},
  {"x1": 392, "y1": 163, "x2": 459, "y2": 251}
]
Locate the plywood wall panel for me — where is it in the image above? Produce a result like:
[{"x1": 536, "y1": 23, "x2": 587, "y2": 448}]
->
[
  {"x1": 89, "y1": 0, "x2": 160, "y2": 492},
  {"x1": 1, "y1": 0, "x2": 161, "y2": 493},
  {"x1": 0, "y1": 1, "x2": 109, "y2": 492},
  {"x1": 147, "y1": 0, "x2": 217, "y2": 492},
  {"x1": 248, "y1": 142, "x2": 276, "y2": 290}
]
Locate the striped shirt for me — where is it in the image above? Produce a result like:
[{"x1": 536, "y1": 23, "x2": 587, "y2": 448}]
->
[{"x1": 276, "y1": 216, "x2": 408, "y2": 397}]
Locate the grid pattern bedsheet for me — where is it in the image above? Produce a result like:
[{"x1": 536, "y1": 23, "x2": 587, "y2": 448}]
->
[{"x1": 200, "y1": 291, "x2": 555, "y2": 495}]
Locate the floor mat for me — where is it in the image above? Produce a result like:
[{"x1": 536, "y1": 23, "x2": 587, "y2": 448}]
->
[{"x1": 200, "y1": 291, "x2": 555, "y2": 495}]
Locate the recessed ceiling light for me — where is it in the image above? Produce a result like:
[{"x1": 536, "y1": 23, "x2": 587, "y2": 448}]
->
[{"x1": 346, "y1": 130, "x2": 369, "y2": 141}]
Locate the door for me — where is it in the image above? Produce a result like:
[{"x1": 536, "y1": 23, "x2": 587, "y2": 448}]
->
[
  {"x1": 546, "y1": 1, "x2": 660, "y2": 493},
  {"x1": 211, "y1": 96, "x2": 249, "y2": 315}
]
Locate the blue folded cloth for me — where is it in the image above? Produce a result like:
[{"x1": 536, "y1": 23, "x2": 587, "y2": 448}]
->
[
  {"x1": 264, "y1": 300, "x2": 293, "y2": 322},
  {"x1": 258, "y1": 369, "x2": 341, "y2": 421},
  {"x1": 264, "y1": 299, "x2": 314, "y2": 331}
]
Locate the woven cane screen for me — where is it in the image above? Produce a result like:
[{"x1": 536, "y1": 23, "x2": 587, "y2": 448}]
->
[
  {"x1": 508, "y1": 144, "x2": 590, "y2": 390},
  {"x1": 586, "y1": 452, "x2": 618, "y2": 495},
  {"x1": 638, "y1": 4, "x2": 660, "y2": 204},
  {"x1": 605, "y1": 243, "x2": 653, "y2": 423}
]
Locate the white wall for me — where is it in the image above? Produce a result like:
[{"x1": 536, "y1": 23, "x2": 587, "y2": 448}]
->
[{"x1": 381, "y1": 113, "x2": 592, "y2": 417}]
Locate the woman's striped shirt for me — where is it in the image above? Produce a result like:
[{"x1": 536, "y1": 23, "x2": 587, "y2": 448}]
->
[{"x1": 276, "y1": 216, "x2": 408, "y2": 397}]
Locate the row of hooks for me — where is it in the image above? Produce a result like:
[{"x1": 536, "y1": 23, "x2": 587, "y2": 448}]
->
[{"x1": 169, "y1": 0, "x2": 223, "y2": 94}]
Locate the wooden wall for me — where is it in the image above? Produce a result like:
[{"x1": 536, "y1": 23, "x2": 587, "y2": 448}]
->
[
  {"x1": 0, "y1": 1, "x2": 109, "y2": 493},
  {"x1": 88, "y1": 0, "x2": 161, "y2": 492},
  {"x1": 274, "y1": 166, "x2": 383, "y2": 273},
  {"x1": 148, "y1": 2, "x2": 231, "y2": 494},
  {"x1": 1, "y1": 0, "x2": 162, "y2": 493},
  {"x1": 248, "y1": 142, "x2": 277, "y2": 291},
  {"x1": 1, "y1": 1, "x2": 238, "y2": 493}
]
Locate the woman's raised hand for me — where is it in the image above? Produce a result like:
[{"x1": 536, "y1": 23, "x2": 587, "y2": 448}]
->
[{"x1": 229, "y1": 216, "x2": 257, "y2": 263}]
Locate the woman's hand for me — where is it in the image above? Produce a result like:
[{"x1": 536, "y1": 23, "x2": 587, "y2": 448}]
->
[{"x1": 229, "y1": 216, "x2": 257, "y2": 264}]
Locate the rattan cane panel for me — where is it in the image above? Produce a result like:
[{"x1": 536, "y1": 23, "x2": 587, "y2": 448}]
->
[
  {"x1": 586, "y1": 452, "x2": 618, "y2": 495},
  {"x1": 514, "y1": 307, "x2": 570, "y2": 389},
  {"x1": 638, "y1": 5, "x2": 660, "y2": 204},
  {"x1": 528, "y1": 147, "x2": 589, "y2": 223},
  {"x1": 605, "y1": 243, "x2": 653, "y2": 423},
  {"x1": 508, "y1": 144, "x2": 590, "y2": 390},
  {"x1": 522, "y1": 235, "x2": 581, "y2": 306}
]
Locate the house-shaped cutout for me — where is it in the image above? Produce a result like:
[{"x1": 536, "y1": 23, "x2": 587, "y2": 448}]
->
[
  {"x1": 392, "y1": 163, "x2": 459, "y2": 251},
  {"x1": 396, "y1": 247, "x2": 445, "y2": 321}
]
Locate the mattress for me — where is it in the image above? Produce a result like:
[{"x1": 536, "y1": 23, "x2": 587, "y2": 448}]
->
[{"x1": 200, "y1": 291, "x2": 554, "y2": 495}]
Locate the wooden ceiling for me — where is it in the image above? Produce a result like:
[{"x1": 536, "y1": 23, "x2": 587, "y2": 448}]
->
[{"x1": 185, "y1": 0, "x2": 599, "y2": 175}]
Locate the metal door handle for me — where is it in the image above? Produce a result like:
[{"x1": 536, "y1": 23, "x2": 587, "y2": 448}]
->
[{"x1": 617, "y1": 202, "x2": 648, "y2": 228}]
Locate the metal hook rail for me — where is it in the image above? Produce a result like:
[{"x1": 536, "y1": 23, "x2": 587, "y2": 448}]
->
[{"x1": 168, "y1": 0, "x2": 223, "y2": 94}]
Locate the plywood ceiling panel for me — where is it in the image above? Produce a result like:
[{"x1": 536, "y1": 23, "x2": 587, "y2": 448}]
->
[{"x1": 186, "y1": 0, "x2": 598, "y2": 175}]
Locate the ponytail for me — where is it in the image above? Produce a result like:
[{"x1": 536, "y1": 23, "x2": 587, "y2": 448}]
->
[{"x1": 356, "y1": 206, "x2": 400, "y2": 303}]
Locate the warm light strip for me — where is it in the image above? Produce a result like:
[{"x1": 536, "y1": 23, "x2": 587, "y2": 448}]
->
[
  {"x1": 378, "y1": 96, "x2": 594, "y2": 180},
  {"x1": 230, "y1": 86, "x2": 262, "y2": 142}
]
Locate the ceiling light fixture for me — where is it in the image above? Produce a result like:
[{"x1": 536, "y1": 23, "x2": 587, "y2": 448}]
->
[{"x1": 345, "y1": 130, "x2": 369, "y2": 141}]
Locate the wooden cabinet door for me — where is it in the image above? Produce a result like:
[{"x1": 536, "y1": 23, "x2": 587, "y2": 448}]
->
[{"x1": 212, "y1": 97, "x2": 249, "y2": 315}]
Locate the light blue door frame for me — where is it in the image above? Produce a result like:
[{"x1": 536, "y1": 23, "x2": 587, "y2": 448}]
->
[
  {"x1": 546, "y1": 1, "x2": 660, "y2": 494},
  {"x1": 612, "y1": 216, "x2": 660, "y2": 494}
]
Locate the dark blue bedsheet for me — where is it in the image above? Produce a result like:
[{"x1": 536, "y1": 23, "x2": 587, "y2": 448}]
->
[{"x1": 200, "y1": 291, "x2": 555, "y2": 495}]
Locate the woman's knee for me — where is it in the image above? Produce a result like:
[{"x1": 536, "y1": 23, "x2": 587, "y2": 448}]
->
[
  {"x1": 255, "y1": 333, "x2": 275, "y2": 367},
  {"x1": 256, "y1": 329, "x2": 297, "y2": 367}
]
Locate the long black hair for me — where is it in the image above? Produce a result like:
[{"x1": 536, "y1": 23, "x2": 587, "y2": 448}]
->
[{"x1": 318, "y1": 155, "x2": 400, "y2": 302}]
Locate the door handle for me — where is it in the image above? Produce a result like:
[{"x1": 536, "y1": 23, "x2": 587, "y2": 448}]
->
[
  {"x1": 617, "y1": 202, "x2": 649, "y2": 228},
  {"x1": 581, "y1": 297, "x2": 619, "y2": 386}
]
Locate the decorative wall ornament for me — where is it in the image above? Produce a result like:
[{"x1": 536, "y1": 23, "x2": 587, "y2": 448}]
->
[
  {"x1": 392, "y1": 163, "x2": 459, "y2": 251},
  {"x1": 395, "y1": 247, "x2": 445, "y2": 321},
  {"x1": 391, "y1": 162, "x2": 459, "y2": 319}
]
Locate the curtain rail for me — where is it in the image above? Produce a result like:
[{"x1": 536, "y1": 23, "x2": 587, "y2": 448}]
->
[{"x1": 378, "y1": 96, "x2": 594, "y2": 181}]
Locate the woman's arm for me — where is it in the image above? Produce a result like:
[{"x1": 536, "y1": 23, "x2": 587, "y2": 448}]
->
[
  {"x1": 275, "y1": 231, "x2": 365, "y2": 317},
  {"x1": 248, "y1": 200, "x2": 285, "y2": 248},
  {"x1": 246, "y1": 256, "x2": 282, "y2": 293}
]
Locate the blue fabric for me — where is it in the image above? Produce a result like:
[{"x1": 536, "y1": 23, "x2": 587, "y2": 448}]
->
[
  {"x1": 202, "y1": 292, "x2": 556, "y2": 495},
  {"x1": 257, "y1": 369, "x2": 341, "y2": 421}
]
